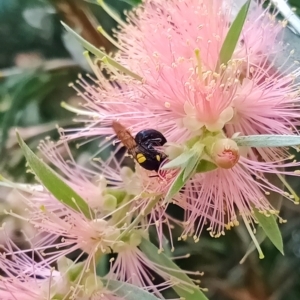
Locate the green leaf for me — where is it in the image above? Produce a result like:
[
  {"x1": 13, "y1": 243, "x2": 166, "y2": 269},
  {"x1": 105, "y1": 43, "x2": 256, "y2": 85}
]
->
[
  {"x1": 140, "y1": 239, "x2": 209, "y2": 300},
  {"x1": 183, "y1": 154, "x2": 200, "y2": 181},
  {"x1": 163, "y1": 143, "x2": 204, "y2": 171},
  {"x1": 164, "y1": 144, "x2": 207, "y2": 199},
  {"x1": 218, "y1": 0, "x2": 251, "y2": 65},
  {"x1": 16, "y1": 132, "x2": 94, "y2": 219},
  {"x1": 85, "y1": 0, "x2": 125, "y2": 24},
  {"x1": 119, "y1": 0, "x2": 142, "y2": 5},
  {"x1": 161, "y1": 151, "x2": 193, "y2": 169},
  {"x1": 234, "y1": 134, "x2": 300, "y2": 147},
  {"x1": 102, "y1": 279, "x2": 161, "y2": 300},
  {"x1": 165, "y1": 168, "x2": 190, "y2": 202},
  {"x1": 253, "y1": 208, "x2": 284, "y2": 255},
  {"x1": 195, "y1": 160, "x2": 217, "y2": 173},
  {"x1": 61, "y1": 22, "x2": 142, "y2": 81},
  {"x1": 96, "y1": 0, "x2": 127, "y2": 27}
]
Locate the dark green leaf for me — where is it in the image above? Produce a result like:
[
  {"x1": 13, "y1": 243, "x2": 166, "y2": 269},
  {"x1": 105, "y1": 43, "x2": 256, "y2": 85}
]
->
[
  {"x1": 17, "y1": 132, "x2": 94, "y2": 219},
  {"x1": 253, "y1": 208, "x2": 284, "y2": 255},
  {"x1": 140, "y1": 239, "x2": 209, "y2": 300},
  {"x1": 195, "y1": 160, "x2": 217, "y2": 173},
  {"x1": 183, "y1": 154, "x2": 200, "y2": 181},
  {"x1": 165, "y1": 169, "x2": 190, "y2": 202},
  {"x1": 219, "y1": 0, "x2": 251, "y2": 65}
]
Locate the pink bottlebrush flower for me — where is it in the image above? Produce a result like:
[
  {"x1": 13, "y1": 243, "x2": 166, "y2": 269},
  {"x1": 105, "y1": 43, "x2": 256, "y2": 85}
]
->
[
  {"x1": 0, "y1": 242, "x2": 123, "y2": 300},
  {"x1": 15, "y1": 190, "x2": 124, "y2": 270},
  {"x1": 9, "y1": 138, "x2": 194, "y2": 295},
  {"x1": 2, "y1": 139, "x2": 124, "y2": 276},
  {"x1": 0, "y1": 250, "x2": 63, "y2": 300},
  {"x1": 67, "y1": 0, "x2": 292, "y2": 139},
  {"x1": 38, "y1": 136, "x2": 182, "y2": 250},
  {"x1": 0, "y1": 211, "x2": 124, "y2": 299},
  {"x1": 157, "y1": 136, "x2": 300, "y2": 244},
  {"x1": 65, "y1": 0, "x2": 300, "y2": 172},
  {"x1": 38, "y1": 137, "x2": 120, "y2": 213},
  {"x1": 62, "y1": 0, "x2": 300, "y2": 247}
]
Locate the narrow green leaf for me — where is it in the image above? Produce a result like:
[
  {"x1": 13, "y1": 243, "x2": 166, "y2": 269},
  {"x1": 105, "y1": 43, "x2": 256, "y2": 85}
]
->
[
  {"x1": 240, "y1": 173, "x2": 284, "y2": 263},
  {"x1": 165, "y1": 169, "x2": 190, "y2": 202},
  {"x1": 183, "y1": 142, "x2": 206, "y2": 179},
  {"x1": 102, "y1": 279, "x2": 161, "y2": 300},
  {"x1": 219, "y1": 0, "x2": 251, "y2": 65},
  {"x1": 164, "y1": 146, "x2": 206, "y2": 200},
  {"x1": 234, "y1": 134, "x2": 300, "y2": 147},
  {"x1": 119, "y1": 0, "x2": 142, "y2": 5},
  {"x1": 195, "y1": 160, "x2": 217, "y2": 173},
  {"x1": 140, "y1": 239, "x2": 209, "y2": 300},
  {"x1": 16, "y1": 132, "x2": 94, "y2": 219},
  {"x1": 183, "y1": 155, "x2": 200, "y2": 181},
  {"x1": 61, "y1": 22, "x2": 142, "y2": 81},
  {"x1": 97, "y1": 0, "x2": 127, "y2": 27},
  {"x1": 161, "y1": 151, "x2": 193, "y2": 170},
  {"x1": 253, "y1": 208, "x2": 284, "y2": 255}
]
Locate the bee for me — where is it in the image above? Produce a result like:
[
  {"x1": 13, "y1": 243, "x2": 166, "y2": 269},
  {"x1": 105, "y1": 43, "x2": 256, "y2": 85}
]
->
[{"x1": 112, "y1": 121, "x2": 167, "y2": 172}]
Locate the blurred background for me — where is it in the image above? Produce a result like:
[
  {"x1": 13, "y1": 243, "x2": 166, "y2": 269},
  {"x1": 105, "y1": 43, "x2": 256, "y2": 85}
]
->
[{"x1": 0, "y1": 0, "x2": 300, "y2": 299}]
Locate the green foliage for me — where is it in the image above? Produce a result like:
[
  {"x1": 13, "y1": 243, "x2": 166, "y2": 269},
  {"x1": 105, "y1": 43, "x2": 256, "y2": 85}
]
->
[
  {"x1": 17, "y1": 132, "x2": 93, "y2": 219},
  {"x1": 140, "y1": 239, "x2": 209, "y2": 300},
  {"x1": 218, "y1": 0, "x2": 251, "y2": 66},
  {"x1": 253, "y1": 208, "x2": 284, "y2": 255},
  {"x1": 289, "y1": 0, "x2": 300, "y2": 16},
  {"x1": 61, "y1": 22, "x2": 143, "y2": 81},
  {"x1": 165, "y1": 169, "x2": 188, "y2": 202},
  {"x1": 119, "y1": 0, "x2": 142, "y2": 5}
]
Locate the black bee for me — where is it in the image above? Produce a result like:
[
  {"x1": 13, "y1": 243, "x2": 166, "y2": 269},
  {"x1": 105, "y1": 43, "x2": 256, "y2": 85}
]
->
[{"x1": 112, "y1": 121, "x2": 167, "y2": 172}]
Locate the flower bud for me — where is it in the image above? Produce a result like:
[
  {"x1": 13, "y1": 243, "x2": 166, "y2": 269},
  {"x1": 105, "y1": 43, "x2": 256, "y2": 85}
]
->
[{"x1": 211, "y1": 139, "x2": 240, "y2": 169}]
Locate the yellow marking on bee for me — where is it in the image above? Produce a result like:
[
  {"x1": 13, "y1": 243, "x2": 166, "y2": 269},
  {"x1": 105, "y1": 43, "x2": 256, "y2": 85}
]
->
[
  {"x1": 137, "y1": 153, "x2": 146, "y2": 163},
  {"x1": 156, "y1": 155, "x2": 161, "y2": 161}
]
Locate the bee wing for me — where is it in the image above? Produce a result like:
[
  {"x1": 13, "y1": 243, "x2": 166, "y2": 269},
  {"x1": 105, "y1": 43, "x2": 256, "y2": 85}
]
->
[{"x1": 112, "y1": 121, "x2": 137, "y2": 149}]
